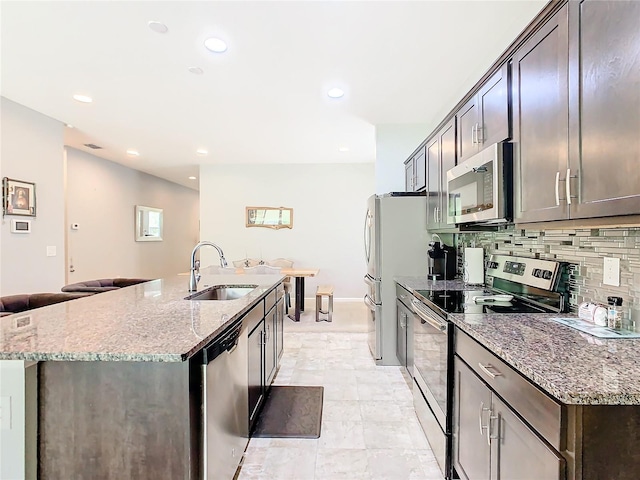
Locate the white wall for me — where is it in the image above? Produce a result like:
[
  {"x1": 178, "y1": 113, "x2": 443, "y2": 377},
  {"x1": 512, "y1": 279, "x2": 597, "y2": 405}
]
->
[
  {"x1": 199, "y1": 163, "x2": 374, "y2": 299},
  {"x1": 374, "y1": 123, "x2": 430, "y2": 194},
  {"x1": 0, "y1": 98, "x2": 66, "y2": 295},
  {"x1": 65, "y1": 148, "x2": 199, "y2": 281}
]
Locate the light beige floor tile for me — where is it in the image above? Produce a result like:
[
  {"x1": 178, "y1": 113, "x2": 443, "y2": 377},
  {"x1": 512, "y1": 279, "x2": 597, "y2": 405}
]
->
[
  {"x1": 367, "y1": 448, "x2": 433, "y2": 480},
  {"x1": 315, "y1": 448, "x2": 370, "y2": 479},
  {"x1": 240, "y1": 301, "x2": 438, "y2": 480},
  {"x1": 318, "y1": 420, "x2": 366, "y2": 449},
  {"x1": 323, "y1": 399, "x2": 363, "y2": 422}
]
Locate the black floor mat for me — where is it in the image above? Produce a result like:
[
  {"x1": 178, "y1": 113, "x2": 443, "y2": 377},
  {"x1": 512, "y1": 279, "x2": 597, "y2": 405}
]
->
[{"x1": 251, "y1": 386, "x2": 324, "y2": 438}]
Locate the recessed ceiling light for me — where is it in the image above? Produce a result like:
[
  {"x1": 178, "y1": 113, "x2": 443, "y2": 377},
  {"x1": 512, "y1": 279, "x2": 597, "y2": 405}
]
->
[
  {"x1": 196, "y1": 149, "x2": 208, "y2": 156},
  {"x1": 73, "y1": 94, "x2": 92, "y2": 103},
  {"x1": 188, "y1": 176, "x2": 197, "y2": 180},
  {"x1": 204, "y1": 37, "x2": 228, "y2": 53},
  {"x1": 338, "y1": 147, "x2": 350, "y2": 152},
  {"x1": 148, "y1": 21, "x2": 168, "y2": 34},
  {"x1": 126, "y1": 149, "x2": 140, "y2": 157},
  {"x1": 188, "y1": 66, "x2": 204, "y2": 75},
  {"x1": 327, "y1": 87, "x2": 345, "y2": 99}
]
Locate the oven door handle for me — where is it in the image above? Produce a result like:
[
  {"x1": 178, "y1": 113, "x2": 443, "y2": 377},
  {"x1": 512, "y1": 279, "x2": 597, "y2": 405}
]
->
[{"x1": 411, "y1": 299, "x2": 447, "y2": 331}]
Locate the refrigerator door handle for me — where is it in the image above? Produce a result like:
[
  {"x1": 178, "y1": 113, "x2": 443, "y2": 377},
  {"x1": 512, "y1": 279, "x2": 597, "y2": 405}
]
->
[
  {"x1": 363, "y1": 275, "x2": 375, "y2": 287},
  {"x1": 363, "y1": 209, "x2": 372, "y2": 265},
  {"x1": 363, "y1": 294, "x2": 377, "y2": 311}
]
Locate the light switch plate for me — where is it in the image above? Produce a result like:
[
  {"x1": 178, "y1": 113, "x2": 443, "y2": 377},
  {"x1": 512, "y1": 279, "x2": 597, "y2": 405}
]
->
[{"x1": 603, "y1": 257, "x2": 620, "y2": 287}]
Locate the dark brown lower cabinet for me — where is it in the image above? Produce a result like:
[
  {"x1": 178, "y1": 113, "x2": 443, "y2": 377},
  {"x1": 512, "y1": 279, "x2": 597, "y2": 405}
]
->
[{"x1": 38, "y1": 360, "x2": 202, "y2": 480}]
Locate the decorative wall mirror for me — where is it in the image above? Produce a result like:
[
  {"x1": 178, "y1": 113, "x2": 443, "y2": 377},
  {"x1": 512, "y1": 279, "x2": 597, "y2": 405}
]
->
[
  {"x1": 135, "y1": 205, "x2": 163, "y2": 241},
  {"x1": 246, "y1": 206, "x2": 293, "y2": 229}
]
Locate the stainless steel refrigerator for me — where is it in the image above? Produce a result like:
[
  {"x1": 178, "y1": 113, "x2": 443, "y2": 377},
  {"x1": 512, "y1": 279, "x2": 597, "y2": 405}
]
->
[{"x1": 363, "y1": 193, "x2": 428, "y2": 365}]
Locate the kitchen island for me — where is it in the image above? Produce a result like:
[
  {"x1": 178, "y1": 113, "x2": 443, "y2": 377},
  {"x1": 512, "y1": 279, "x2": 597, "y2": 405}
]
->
[
  {"x1": 397, "y1": 276, "x2": 640, "y2": 480},
  {"x1": 0, "y1": 274, "x2": 284, "y2": 479}
]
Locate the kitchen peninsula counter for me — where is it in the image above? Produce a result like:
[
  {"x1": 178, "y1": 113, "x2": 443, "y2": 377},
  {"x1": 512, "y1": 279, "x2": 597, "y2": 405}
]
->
[
  {"x1": 0, "y1": 273, "x2": 284, "y2": 362},
  {"x1": 395, "y1": 276, "x2": 640, "y2": 406}
]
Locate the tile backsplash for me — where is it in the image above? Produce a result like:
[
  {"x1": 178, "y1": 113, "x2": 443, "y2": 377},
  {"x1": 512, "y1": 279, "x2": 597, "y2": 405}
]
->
[{"x1": 458, "y1": 226, "x2": 640, "y2": 330}]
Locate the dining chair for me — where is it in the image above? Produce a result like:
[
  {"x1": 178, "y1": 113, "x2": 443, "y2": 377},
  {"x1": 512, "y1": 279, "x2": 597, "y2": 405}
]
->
[
  {"x1": 242, "y1": 265, "x2": 282, "y2": 275},
  {"x1": 232, "y1": 258, "x2": 264, "y2": 268},
  {"x1": 267, "y1": 258, "x2": 294, "y2": 313}
]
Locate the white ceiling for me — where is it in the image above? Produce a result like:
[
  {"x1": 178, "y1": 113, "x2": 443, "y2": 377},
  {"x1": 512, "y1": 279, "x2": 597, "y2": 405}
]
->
[{"x1": 1, "y1": 1, "x2": 547, "y2": 190}]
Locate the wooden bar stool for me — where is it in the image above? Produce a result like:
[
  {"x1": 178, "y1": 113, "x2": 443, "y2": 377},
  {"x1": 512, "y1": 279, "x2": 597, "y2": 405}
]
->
[{"x1": 315, "y1": 285, "x2": 334, "y2": 322}]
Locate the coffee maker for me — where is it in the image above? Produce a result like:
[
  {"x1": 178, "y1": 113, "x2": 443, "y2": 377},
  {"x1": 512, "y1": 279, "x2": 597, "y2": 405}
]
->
[{"x1": 427, "y1": 240, "x2": 457, "y2": 280}]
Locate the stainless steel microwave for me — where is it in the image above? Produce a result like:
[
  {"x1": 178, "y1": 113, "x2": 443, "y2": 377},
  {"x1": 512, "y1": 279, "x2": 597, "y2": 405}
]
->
[{"x1": 446, "y1": 142, "x2": 513, "y2": 224}]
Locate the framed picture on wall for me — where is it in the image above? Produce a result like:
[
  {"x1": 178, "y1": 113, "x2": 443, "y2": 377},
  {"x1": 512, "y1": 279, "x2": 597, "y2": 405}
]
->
[{"x1": 2, "y1": 177, "x2": 36, "y2": 217}]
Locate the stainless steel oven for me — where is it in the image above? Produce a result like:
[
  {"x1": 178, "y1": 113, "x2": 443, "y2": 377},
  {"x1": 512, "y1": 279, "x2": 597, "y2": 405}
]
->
[
  {"x1": 446, "y1": 142, "x2": 512, "y2": 225},
  {"x1": 411, "y1": 296, "x2": 451, "y2": 479}
]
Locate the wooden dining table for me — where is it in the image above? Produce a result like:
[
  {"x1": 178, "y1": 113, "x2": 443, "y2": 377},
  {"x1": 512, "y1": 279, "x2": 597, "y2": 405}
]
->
[{"x1": 280, "y1": 268, "x2": 319, "y2": 322}]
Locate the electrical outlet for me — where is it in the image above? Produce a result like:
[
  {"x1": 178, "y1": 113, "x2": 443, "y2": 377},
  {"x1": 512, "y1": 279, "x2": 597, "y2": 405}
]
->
[
  {"x1": 0, "y1": 395, "x2": 11, "y2": 430},
  {"x1": 46, "y1": 246, "x2": 57, "y2": 257},
  {"x1": 603, "y1": 257, "x2": 620, "y2": 287}
]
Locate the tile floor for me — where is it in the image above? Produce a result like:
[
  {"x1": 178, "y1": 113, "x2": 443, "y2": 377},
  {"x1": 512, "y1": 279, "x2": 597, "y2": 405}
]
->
[{"x1": 237, "y1": 301, "x2": 443, "y2": 480}]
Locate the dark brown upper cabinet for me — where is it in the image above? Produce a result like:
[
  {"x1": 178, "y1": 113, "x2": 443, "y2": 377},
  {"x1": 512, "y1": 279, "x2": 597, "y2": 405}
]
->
[
  {"x1": 456, "y1": 63, "x2": 511, "y2": 164},
  {"x1": 405, "y1": 144, "x2": 426, "y2": 192},
  {"x1": 426, "y1": 119, "x2": 456, "y2": 230}
]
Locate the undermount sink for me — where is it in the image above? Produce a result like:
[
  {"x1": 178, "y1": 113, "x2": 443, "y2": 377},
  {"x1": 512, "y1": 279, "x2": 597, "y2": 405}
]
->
[{"x1": 185, "y1": 285, "x2": 258, "y2": 301}]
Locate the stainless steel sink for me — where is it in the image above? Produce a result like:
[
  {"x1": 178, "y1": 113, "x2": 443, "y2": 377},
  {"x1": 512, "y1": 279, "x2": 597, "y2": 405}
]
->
[{"x1": 185, "y1": 285, "x2": 258, "y2": 301}]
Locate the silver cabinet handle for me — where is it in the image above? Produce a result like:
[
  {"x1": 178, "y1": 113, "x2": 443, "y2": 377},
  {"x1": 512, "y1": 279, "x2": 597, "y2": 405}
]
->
[
  {"x1": 472, "y1": 124, "x2": 477, "y2": 144},
  {"x1": 477, "y1": 123, "x2": 484, "y2": 144},
  {"x1": 433, "y1": 207, "x2": 438, "y2": 224},
  {"x1": 566, "y1": 168, "x2": 572, "y2": 205},
  {"x1": 488, "y1": 412, "x2": 498, "y2": 446},
  {"x1": 478, "y1": 362, "x2": 502, "y2": 379},
  {"x1": 479, "y1": 401, "x2": 490, "y2": 437},
  {"x1": 555, "y1": 171, "x2": 560, "y2": 206}
]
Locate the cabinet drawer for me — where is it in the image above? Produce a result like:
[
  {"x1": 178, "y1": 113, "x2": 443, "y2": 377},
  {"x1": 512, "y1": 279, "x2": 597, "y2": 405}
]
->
[
  {"x1": 455, "y1": 329, "x2": 563, "y2": 450},
  {"x1": 275, "y1": 283, "x2": 284, "y2": 302},
  {"x1": 396, "y1": 284, "x2": 411, "y2": 307},
  {"x1": 264, "y1": 287, "x2": 277, "y2": 314},
  {"x1": 243, "y1": 301, "x2": 264, "y2": 335}
]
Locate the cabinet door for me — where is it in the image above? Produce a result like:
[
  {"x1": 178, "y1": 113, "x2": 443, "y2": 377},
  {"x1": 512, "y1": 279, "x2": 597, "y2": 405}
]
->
[
  {"x1": 276, "y1": 297, "x2": 284, "y2": 361},
  {"x1": 426, "y1": 136, "x2": 440, "y2": 228},
  {"x1": 453, "y1": 357, "x2": 492, "y2": 480},
  {"x1": 265, "y1": 307, "x2": 277, "y2": 386},
  {"x1": 457, "y1": 96, "x2": 479, "y2": 163},
  {"x1": 569, "y1": 0, "x2": 640, "y2": 219},
  {"x1": 405, "y1": 159, "x2": 414, "y2": 192},
  {"x1": 491, "y1": 395, "x2": 565, "y2": 480},
  {"x1": 439, "y1": 119, "x2": 456, "y2": 228},
  {"x1": 512, "y1": 4, "x2": 569, "y2": 223},
  {"x1": 248, "y1": 322, "x2": 264, "y2": 428},
  {"x1": 479, "y1": 63, "x2": 510, "y2": 148},
  {"x1": 413, "y1": 146, "x2": 427, "y2": 191},
  {"x1": 396, "y1": 300, "x2": 408, "y2": 369}
]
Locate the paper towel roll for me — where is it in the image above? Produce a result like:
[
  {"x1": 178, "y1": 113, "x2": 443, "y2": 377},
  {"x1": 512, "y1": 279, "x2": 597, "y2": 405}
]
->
[{"x1": 464, "y1": 248, "x2": 484, "y2": 285}]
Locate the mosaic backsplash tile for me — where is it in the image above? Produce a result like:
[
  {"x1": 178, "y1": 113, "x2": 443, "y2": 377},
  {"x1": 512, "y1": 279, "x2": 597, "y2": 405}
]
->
[{"x1": 458, "y1": 226, "x2": 640, "y2": 330}]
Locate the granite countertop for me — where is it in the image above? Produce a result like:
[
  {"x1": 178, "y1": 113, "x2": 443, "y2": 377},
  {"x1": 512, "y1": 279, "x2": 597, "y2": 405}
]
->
[
  {"x1": 0, "y1": 274, "x2": 283, "y2": 363},
  {"x1": 395, "y1": 276, "x2": 640, "y2": 406}
]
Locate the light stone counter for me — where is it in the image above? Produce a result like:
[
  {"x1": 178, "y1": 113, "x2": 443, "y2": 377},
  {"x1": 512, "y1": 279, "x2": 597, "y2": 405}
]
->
[
  {"x1": 395, "y1": 275, "x2": 640, "y2": 405},
  {"x1": 0, "y1": 274, "x2": 283, "y2": 362}
]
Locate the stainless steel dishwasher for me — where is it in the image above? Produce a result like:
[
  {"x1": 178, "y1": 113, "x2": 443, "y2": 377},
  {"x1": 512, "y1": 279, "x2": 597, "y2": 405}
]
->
[{"x1": 203, "y1": 319, "x2": 249, "y2": 479}]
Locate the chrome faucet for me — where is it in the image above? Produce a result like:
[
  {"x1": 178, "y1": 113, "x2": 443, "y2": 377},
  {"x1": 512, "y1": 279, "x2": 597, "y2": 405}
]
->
[{"x1": 189, "y1": 241, "x2": 228, "y2": 291}]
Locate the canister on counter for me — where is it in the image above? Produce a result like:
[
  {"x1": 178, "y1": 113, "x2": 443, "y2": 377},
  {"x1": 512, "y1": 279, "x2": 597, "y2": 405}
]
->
[
  {"x1": 578, "y1": 302, "x2": 608, "y2": 326},
  {"x1": 607, "y1": 296, "x2": 623, "y2": 329}
]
